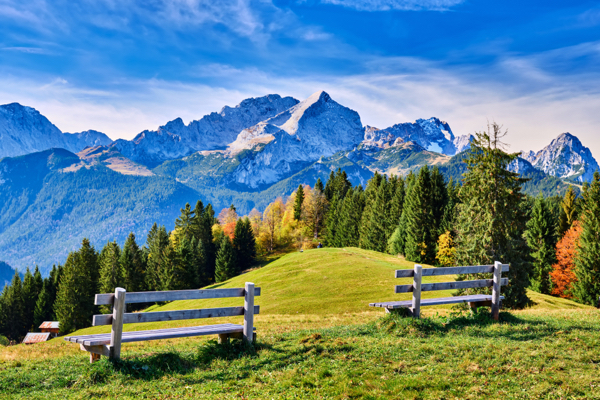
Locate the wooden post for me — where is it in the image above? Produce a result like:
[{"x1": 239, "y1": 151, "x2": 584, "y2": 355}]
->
[
  {"x1": 243, "y1": 282, "x2": 255, "y2": 344},
  {"x1": 110, "y1": 287, "x2": 126, "y2": 360},
  {"x1": 412, "y1": 265, "x2": 422, "y2": 318},
  {"x1": 491, "y1": 261, "x2": 502, "y2": 321}
]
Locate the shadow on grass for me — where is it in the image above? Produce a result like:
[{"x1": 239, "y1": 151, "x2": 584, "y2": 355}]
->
[{"x1": 377, "y1": 307, "x2": 598, "y2": 342}]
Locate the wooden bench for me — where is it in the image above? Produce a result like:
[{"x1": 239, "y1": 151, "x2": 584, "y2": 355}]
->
[
  {"x1": 64, "y1": 282, "x2": 260, "y2": 363},
  {"x1": 370, "y1": 262, "x2": 509, "y2": 320}
]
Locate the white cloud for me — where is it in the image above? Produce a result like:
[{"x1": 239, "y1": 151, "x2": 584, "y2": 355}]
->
[{"x1": 319, "y1": 0, "x2": 464, "y2": 12}]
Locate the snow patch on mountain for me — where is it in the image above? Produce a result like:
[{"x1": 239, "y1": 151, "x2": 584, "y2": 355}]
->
[
  {"x1": 453, "y1": 134, "x2": 474, "y2": 153},
  {"x1": 525, "y1": 133, "x2": 599, "y2": 182},
  {"x1": 507, "y1": 157, "x2": 536, "y2": 175}
]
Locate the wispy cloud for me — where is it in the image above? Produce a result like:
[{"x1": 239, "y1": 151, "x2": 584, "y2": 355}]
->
[
  {"x1": 2, "y1": 46, "x2": 51, "y2": 54},
  {"x1": 319, "y1": 0, "x2": 464, "y2": 12}
]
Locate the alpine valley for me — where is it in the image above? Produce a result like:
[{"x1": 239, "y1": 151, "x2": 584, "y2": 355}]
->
[{"x1": 0, "y1": 91, "x2": 598, "y2": 275}]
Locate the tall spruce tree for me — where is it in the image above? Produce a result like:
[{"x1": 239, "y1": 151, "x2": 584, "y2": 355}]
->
[
  {"x1": 363, "y1": 181, "x2": 391, "y2": 252},
  {"x1": 572, "y1": 172, "x2": 600, "y2": 305},
  {"x1": 145, "y1": 224, "x2": 169, "y2": 291},
  {"x1": 334, "y1": 188, "x2": 365, "y2": 247},
  {"x1": 1, "y1": 271, "x2": 26, "y2": 340},
  {"x1": 403, "y1": 166, "x2": 437, "y2": 264},
  {"x1": 315, "y1": 178, "x2": 324, "y2": 193},
  {"x1": 430, "y1": 166, "x2": 449, "y2": 236},
  {"x1": 175, "y1": 203, "x2": 195, "y2": 239},
  {"x1": 33, "y1": 278, "x2": 54, "y2": 328},
  {"x1": 525, "y1": 194, "x2": 557, "y2": 294},
  {"x1": 454, "y1": 123, "x2": 531, "y2": 309},
  {"x1": 55, "y1": 239, "x2": 99, "y2": 334},
  {"x1": 215, "y1": 235, "x2": 237, "y2": 283},
  {"x1": 233, "y1": 217, "x2": 256, "y2": 272},
  {"x1": 558, "y1": 185, "x2": 578, "y2": 237},
  {"x1": 387, "y1": 176, "x2": 405, "y2": 239},
  {"x1": 388, "y1": 171, "x2": 416, "y2": 255},
  {"x1": 294, "y1": 185, "x2": 305, "y2": 221},
  {"x1": 120, "y1": 233, "x2": 145, "y2": 293},
  {"x1": 22, "y1": 267, "x2": 38, "y2": 332},
  {"x1": 99, "y1": 241, "x2": 123, "y2": 297},
  {"x1": 358, "y1": 173, "x2": 384, "y2": 248}
]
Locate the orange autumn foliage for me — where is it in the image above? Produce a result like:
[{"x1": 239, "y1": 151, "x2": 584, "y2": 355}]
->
[
  {"x1": 222, "y1": 222, "x2": 236, "y2": 240},
  {"x1": 550, "y1": 221, "x2": 582, "y2": 298}
]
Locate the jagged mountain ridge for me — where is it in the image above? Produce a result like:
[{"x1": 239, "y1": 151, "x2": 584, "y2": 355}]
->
[
  {"x1": 522, "y1": 132, "x2": 599, "y2": 182},
  {"x1": 112, "y1": 94, "x2": 300, "y2": 167},
  {"x1": 0, "y1": 103, "x2": 112, "y2": 159}
]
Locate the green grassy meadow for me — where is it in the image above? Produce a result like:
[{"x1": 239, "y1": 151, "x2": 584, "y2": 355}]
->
[{"x1": 1, "y1": 248, "x2": 599, "y2": 399}]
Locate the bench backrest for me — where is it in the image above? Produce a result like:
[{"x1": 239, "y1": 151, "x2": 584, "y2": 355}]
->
[
  {"x1": 394, "y1": 264, "x2": 509, "y2": 294},
  {"x1": 396, "y1": 262, "x2": 508, "y2": 320},
  {"x1": 92, "y1": 286, "x2": 261, "y2": 326}
]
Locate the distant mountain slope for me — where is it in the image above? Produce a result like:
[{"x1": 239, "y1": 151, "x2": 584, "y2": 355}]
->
[
  {"x1": 112, "y1": 94, "x2": 299, "y2": 167},
  {"x1": 0, "y1": 261, "x2": 16, "y2": 287},
  {"x1": 523, "y1": 133, "x2": 599, "y2": 182},
  {"x1": 0, "y1": 103, "x2": 112, "y2": 159},
  {"x1": 0, "y1": 150, "x2": 201, "y2": 274}
]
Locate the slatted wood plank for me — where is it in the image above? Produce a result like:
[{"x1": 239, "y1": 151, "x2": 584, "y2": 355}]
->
[
  {"x1": 370, "y1": 295, "x2": 505, "y2": 309},
  {"x1": 92, "y1": 305, "x2": 261, "y2": 326},
  {"x1": 395, "y1": 264, "x2": 509, "y2": 278},
  {"x1": 395, "y1": 278, "x2": 508, "y2": 293},
  {"x1": 95, "y1": 287, "x2": 262, "y2": 305}
]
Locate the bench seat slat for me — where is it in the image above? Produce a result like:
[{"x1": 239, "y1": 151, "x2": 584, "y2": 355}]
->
[
  {"x1": 395, "y1": 278, "x2": 508, "y2": 293},
  {"x1": 65, "y1": 323, "x2": 247, "y2": 346},
  {"x1": 395, "y1": 264, "x2": 509, "y2": 278},
  {"x1": 95, "y1": 287, "x2": 262, "y2": 305},
  {"x1": 370, "y1": 294, "x2": 505, "y2": 309}
]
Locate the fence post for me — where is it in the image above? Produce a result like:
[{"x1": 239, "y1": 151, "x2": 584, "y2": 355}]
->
[
  {"x1": 110, "y1": 287, "x2": 126, "y2": 360},
  {"x1": 412, "y1": 265, "x2": 422, "y2": 318},
  {"x1": 243, "y1": 282, "x2": 255, "y2": 343},
  {"x1": 491, "y1": 261, "x2": 502, "y2": 321}
]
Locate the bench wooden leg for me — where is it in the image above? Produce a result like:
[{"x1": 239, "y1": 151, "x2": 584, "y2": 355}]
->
[
  {"x1": 90, "y1": 352, "x2": 101, "y2": 363},
  {"x1": 218, "y1": 334, "x2": 229, "y2": 344},
  {"x1": 468, "y1": 300, "x2": 492, "y2": 310}
]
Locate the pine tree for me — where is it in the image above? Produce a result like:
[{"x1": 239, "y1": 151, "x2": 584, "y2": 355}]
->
[
  {"x1": 334, "y1": 188, "x2": 365, "y2": 247},
  {"x1": 525, "y1": 194, "x2": 557, "y2": 294},
  {"x1": 171, "y1": 235, "x2": 197, "y2": 289},
  {"x1": 439, "y1": 178, "x2": 459, "y2": 235},
  {"x1": 363, "y1": 181, "x2": 391, "y2": 252},
  {"x1": 22, "y1": 267, "x2": 38, "y2": 332},
  {"x1": 403, "y1": 166, "x2": 436, "y2": 264},
  {"x1": 315, "y1": 178, "x2": 324, "y2": 193},
  {"x1": 233, "y1": 217, "x2": 256, "y2": 272},
  {"x1": 1, "y1": 271, "x2": 26, "y2": 340},
  {"x1": 33, "y1": 278, "x2": 53, "y2": 327},
  {"x1": 294, "y1": 185, "x2": 305, "y2": 221},
  {"x1": 215, "y1": 235, "x2": 237, "y2": 283},
  {"x1": 99, "y1": 241, "x2": 123, "y2": 297},
  {"x1": 195, "y1": 203, "x2": 216, "y2": 283},
  {"x1": 175, "y1": 203, "x2": 195, "y2": 239},
  {"x1": 120, "y1": 233, "x2": 145, "y2": 293},
  {"x1": 54, "y1": 239, "x2": 99, "y2": 334},
  {"x1": 430, "y1": 166, "x2": 449, "y2": 237},
  {"x1": 358, "y1": 173, "x2": 384, "y2": 248},
  {"x1": 324, "y1": 195, "x2": 341, "y2": 246},
  {"x1": 387, "y1": 176, "x2": 405, "y2": 239},
  {"x1": 454, "y1": 123, "x2": 531, "y2": 309},
  {"x1": 558, "y1": 185, "x2": 578, "y2": 237},
  {"x1": 572, "y1": 172, "x2": 600, "y2": 305},
  {"x1": 145, "y1": 225, "x2": 169, "y2": 291}
]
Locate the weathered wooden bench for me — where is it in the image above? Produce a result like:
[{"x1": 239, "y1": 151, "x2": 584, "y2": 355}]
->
[
  {"x1": 65, "y1": 282, "x2": 260, "y2": 363},
  {"x1": 370, "y1": 262, "x2": 509, "y2": 320}
]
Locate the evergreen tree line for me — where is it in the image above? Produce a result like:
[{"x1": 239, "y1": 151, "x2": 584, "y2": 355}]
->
[{"x1": 0, "y1": 200, "x2": 257, "y2": 340}]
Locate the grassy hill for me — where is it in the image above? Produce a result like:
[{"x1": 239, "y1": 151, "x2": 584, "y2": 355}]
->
[{"x1": 1, "y1": 248, "x2": 599, "y2": 399}]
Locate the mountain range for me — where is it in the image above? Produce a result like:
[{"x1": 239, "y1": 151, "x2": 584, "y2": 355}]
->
[{"x1": 0, "y1": 91, "x2": 598, "y2": 275}]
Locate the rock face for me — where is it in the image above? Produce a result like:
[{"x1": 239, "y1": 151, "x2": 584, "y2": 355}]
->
[
  {"x1": 507, "y1": 157, "x2": 536, "y2": 175},
  {"x1": 525, "y1": 133, "x2": 599, "y2": 182},
  {"x1": 113, "y1": 94, "x2": 299, "y2": 167},
  {"x1": 362, "y1": 117, "x2": 461, "y2": 155},
  {"x1": 0, "y1": 103, "x2": 112, "y2": 159},
  {"x1": 231, "y1": 91, "x2": 365, "y2": 188}
]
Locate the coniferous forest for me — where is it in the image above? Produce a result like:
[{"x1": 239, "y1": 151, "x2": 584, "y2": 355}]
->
[{"x1": 1, "y1": 123, "x2": 599, "y2": 343}]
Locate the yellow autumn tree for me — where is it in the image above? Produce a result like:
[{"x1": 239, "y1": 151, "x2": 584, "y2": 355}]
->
[{"x1": 436, "y1": 231, "x2": 456, "y2": 267}]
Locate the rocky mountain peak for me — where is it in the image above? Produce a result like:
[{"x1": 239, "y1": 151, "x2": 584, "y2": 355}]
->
[{"x1": 526, "y1": 132, "x2": 599, "y2": 182}]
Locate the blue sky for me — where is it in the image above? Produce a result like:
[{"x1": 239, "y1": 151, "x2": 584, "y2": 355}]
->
[{"x1": 1, "y1": 0, "x2": 600, "y2": 157}]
